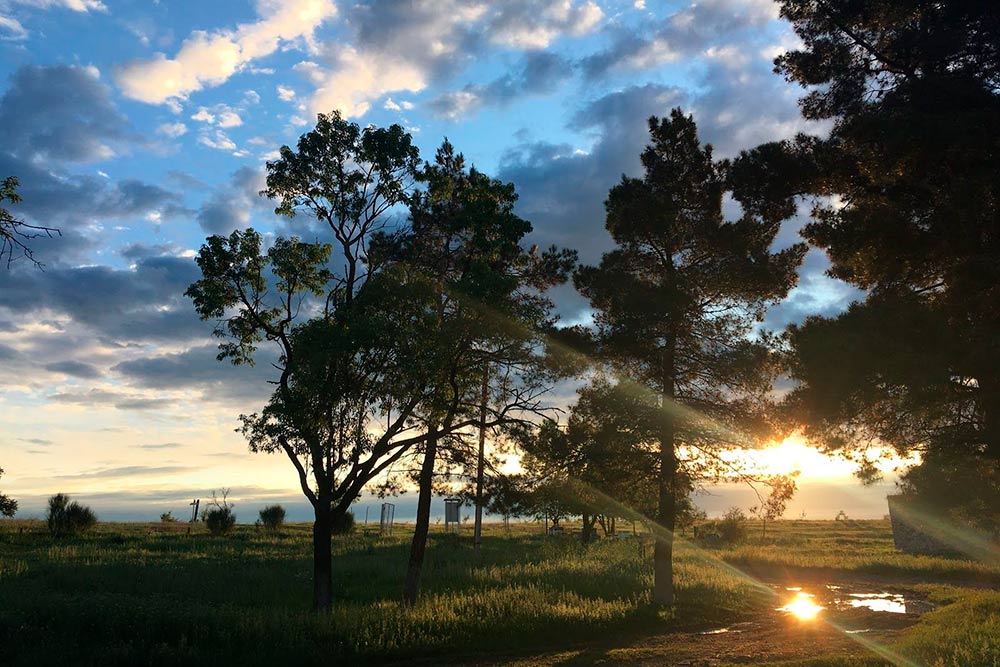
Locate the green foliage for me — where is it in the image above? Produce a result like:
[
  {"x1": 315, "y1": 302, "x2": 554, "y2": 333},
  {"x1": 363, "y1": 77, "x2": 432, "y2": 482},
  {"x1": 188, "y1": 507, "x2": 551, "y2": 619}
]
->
[
  {"x1": 742, "y1": 0, "x2": 1000, "y2": 529},
  {"x1": 258, "y1": 505, "x2": 286, "y2": 531},
  {"x1": 716, "y1": 507, "x2": 748, "y2": 544},
  {"x1": 331, "y1": 511, "x2": 354, "y2": 535},
  {"x1": 0, "y1": 467, "x2": 16, "y2": 518},
  {"x1": 160, "y1": 512, "x2": 177, "y2": 523},
  {"x1": 46, "y1": 493, "x2": 96, "y2": 536},
  {"x1": 204, "y1": 490, "x2": 236, "y2": 536}
]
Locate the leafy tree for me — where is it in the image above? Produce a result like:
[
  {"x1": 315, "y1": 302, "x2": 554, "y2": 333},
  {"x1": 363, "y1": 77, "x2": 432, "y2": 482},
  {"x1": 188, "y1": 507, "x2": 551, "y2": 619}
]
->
[
  {"x1": 734, "y1": 1, "x2": 1000, "y2": 530},
  {"x1": 0, "y1": 176, "x2": 60, "y2": 268},
  {"x1": 258, "y1": 504, "x2": 286, "y2": 530},
  {"x1": 575, "y1": 109, "x2": 805, "y2": 605},
  {"x1": 749, "y1": 472, "x2": 798, "y2": 539},
  {"x1": 46, "y1": 493, "x2": 96, "y2": 536},
  {"x1": 386, "y1": 141, "x2": 575, "y2": 605},
  {"x1": 187, "y1": 112, "x2": 445, "y2": 612},
  {"x1": 483, "y1": 474, "x2": 529, "y2": 532},
  {"x1": 0, "y1": 467, "x2": 16, "y2": 518}
]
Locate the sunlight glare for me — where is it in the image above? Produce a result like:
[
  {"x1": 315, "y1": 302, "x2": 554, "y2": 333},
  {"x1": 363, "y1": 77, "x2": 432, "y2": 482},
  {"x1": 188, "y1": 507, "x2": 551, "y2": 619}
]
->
[{"x1": 779, "y1": 591, "x2": 824, "y2": 620}]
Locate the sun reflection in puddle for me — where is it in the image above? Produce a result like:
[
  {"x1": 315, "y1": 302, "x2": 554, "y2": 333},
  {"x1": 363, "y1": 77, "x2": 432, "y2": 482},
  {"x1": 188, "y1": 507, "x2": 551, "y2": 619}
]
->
[
  {"x1": 843, "y1": 593, "x2": 907, "y2": 614},
  {"x1": 778, "y1": 591, "x2": 824, "y2": 620}
]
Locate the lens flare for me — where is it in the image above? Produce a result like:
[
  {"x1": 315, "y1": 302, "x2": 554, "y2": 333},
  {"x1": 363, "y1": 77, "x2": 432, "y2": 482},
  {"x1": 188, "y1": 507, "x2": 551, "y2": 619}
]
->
[{"x1": 779, "y1": 591, "x2": 824, "y2": 620}]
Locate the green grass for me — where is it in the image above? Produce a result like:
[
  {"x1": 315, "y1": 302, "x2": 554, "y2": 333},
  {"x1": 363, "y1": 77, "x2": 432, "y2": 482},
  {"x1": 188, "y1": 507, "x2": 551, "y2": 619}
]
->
[{"x1": 0, "y1": 519, "x2": 997, "y2": 666}]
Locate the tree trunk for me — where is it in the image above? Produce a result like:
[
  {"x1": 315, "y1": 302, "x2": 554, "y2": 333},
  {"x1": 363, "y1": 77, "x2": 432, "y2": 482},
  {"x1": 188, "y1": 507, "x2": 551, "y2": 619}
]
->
[
  {"x1": 312, "y1": 502, "x2": 334, "y2": 613},
  {"x1": 653, "y1": 343, "x2": 677, "y2": 607},
  {"x1": 402, "y1": 429, "x2": 437, "y2": 606},
  {"x1": 474, "y1": 364, "x2": 489, "y2": 553},
  {"x1": 981, "y1": 379, "x2": 1000, "y2": 461},
  {"x1": 582, "y1": 512, "x2": 592, "y2": 544}
]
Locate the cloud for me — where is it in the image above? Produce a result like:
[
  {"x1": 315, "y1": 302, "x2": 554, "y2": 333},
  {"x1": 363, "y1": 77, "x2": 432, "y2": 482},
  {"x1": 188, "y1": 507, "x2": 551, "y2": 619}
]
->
[
  {"x1": 55, "y1": 465, "x2": 193, "y2": 479},
  {"x1": 135, "y1": 442, "x2": 184, "y2": 450},
  {"x1": 0, "y1": 64, "x2": 138, "y2": 163},
  {"x1": 0, "y1": 255, "x2": 208, "y2": 344},
  {"x1": 44, "y1": 360, "x2": 103, "y2": 378},
  {"x1": 8, "y1": 0, "x2": 106, "y2": 11},
  {"x1": 0, "y1": 15, "x2": 27, "y2": 39},
  {"x1": 48, "y1": 388, "x2": 173, "y2": 411},
  {"x1": 115, "y1": 0, "x2": 337, "y2": 105},
  {"x1": 113, "y1": 343, "x2": 276, "y2": 403},
  {"x1": 196, "y1": 166, "x2": 265, "y2": 235},
  {"x1": 156, "y1": 122, "x2": 188, "y2": 138},
  {"x1": 581, "y1": 0, "x2": 779, "y2": 79},
  {"x1": 487, "y1": 0, "x2": 603, "y2": 49},
  {"x1": 197, "y1": 129, "x2": 237, "y2": 151},
  {"x1": 429, "y1": 51, "x2": 573, "y2": 119},
  {"x1": 276, "y1": 84, "x2": 295, "y2": 101}
]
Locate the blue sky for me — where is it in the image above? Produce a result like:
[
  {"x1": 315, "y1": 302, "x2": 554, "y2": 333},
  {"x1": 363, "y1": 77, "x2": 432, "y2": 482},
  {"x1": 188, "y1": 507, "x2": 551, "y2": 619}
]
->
[{"x1": 0, "y1": 0, "x2": 881, "y2": 521}]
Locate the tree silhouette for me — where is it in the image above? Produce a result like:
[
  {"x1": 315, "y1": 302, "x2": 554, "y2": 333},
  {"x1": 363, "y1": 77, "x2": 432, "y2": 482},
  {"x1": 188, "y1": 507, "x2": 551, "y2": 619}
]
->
[
  {"x1": 736, "y1": 0, "x2": 1000, "y2": 529},
  {"x1": 575, "y1": 109, "x2": 805, "y2": 605},
  {"x1": 0, "y1": 176, "x2": 60, "y2": 268},
  {"x1": 0, "y1": 468, "x2": 16, "y2": 518}
]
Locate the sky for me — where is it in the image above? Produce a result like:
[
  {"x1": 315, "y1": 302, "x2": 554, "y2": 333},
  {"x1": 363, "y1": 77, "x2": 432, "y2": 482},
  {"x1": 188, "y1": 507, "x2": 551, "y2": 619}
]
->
[{"x1": 0, "y1": 0, "x2": 889, "y2": 522}]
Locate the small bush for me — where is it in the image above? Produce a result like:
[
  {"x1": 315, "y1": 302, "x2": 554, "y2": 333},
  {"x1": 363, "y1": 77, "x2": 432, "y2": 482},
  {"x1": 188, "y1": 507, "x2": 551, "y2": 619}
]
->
[
  {"x1": 160, "y1": 511, "x2": 178, "y2": 523},
  {"x1": 332, "y1": 510, "x2": 355, "y2": 535},
  {"x1": 258, "y1": 504, "x2": 286, "y2": 530},
  {"x1": 717, "y1": 506, "x2": 747, "y2": 544},
  {"x1": 46, "y1": 493, "x2": 97, "y2": 536},
  {"x1": 203, "y1": 489, "x2": 236, "y2": 535}
]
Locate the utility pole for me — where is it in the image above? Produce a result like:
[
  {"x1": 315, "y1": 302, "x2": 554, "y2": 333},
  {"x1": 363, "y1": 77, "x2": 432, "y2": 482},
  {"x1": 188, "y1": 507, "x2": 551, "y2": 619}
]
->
[{"x1": 473, "y1": 362, "x2": 489, "y2": 554}]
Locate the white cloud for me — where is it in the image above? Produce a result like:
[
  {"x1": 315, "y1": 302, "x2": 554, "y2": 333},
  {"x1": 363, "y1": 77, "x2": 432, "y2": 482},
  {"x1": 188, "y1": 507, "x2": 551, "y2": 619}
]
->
[
  {"x1": 197, "y1": 130, "x2": 237, "y2": 151},
  {"x1": 276, "y1": 84, "x2": 296, "y2": 101},
  {"x1": 115, "y1": 0, "x2": 337, "y2": 105},
  {"x1": 0, "y1": 15, "x2": 27, "y2": 40},
  {"x1": 243, "y1": 89, "x2": 261, "y2": 105},
  {"x1": 216, "y1": 110, "x2": 242, "y2": 128},
  {"x1": 383, "y1": 97, "x2": 414, "y2": 112},
  {"x1": 289, "y1": 115, "x2": 308, "y2": 126},
  {"x1": 305, "y1": 47, "x2": 429, "y2": 118},
  {"x1": 8, "y1": 0, "x2": 106, "y2": 11},
  {"x1": 190, "y1": 108, "x2": 214, "y2": 123},
  {"x1": 156, "y1": 122, "x2": 188, "y2": 138},
  {"x1": 488, "y1": 1, "x2": 603, "y2": 49}
]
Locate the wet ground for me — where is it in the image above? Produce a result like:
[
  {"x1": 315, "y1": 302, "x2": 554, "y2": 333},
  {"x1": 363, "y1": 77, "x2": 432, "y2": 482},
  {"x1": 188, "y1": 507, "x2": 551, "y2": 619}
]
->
[{"x1": 471, "y1": 582, "x2": 937, "y2": 667}]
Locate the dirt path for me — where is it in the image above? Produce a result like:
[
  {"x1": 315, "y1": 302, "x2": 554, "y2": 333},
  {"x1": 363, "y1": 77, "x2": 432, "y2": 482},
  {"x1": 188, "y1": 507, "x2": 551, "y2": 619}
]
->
[{"x1": 475, "y1": 610, "x2": 908, "y2": 667}]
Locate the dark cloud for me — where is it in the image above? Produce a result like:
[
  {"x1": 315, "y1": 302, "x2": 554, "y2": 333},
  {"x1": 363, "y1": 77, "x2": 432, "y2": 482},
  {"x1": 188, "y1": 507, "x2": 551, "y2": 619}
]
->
[
  {"x1": 429, "y1": 51, "x2": 573, "y2": 118},
  {"x1": 47, "y1": 388, "x2": 173, "y2": 411},
  {"x1": 112, "y1": 343, "x2": 276, "y2": 403},
  {"x1": 500, "y1": 83, "x2": 685, "y2": 265},
  {"x1": 196, "y1": 166, "x2": 266, "y2": 235},
  {"x1": 0, "y1": 255, "x2": 207, "y2": 344},
  {"x1": 17, "y1": 437, "x2": 53, "y2": 446},
  {"x1": 0, "y1": 342, "x2": 16, "y2": 360},
  {"x1": 54, "y1": 465, "x2": 193, "y2": 480},
  {"x1": 0, "y1": 64, "x2": 140, "y2": 163},
  {"x1": 44, "y1": 360, "x2": 103, "y2": 379},
  {"x1": 118, "y1": 241, "x2": 187, "y2": 262},
  {"x1": 581, "y1": 0, "x2": 777, "y2": 80},
  {"x1": 135, "y1": 442, "x2": 184, "y2": 450}
]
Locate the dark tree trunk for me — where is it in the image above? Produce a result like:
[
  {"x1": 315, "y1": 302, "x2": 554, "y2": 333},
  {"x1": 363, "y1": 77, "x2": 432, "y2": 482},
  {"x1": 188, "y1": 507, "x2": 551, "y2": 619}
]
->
[
  {"x1": 581, "y1": 512, "x2": 592, "y2": 544},
  {"x1": 981, "y1": 379, "x2": 1000, "y2": 461},
  {"x1": 402, "y1": 429, "x2": 438, "y2": 606},
  {"x1": 312, "y1": 502, "x2": 333, "y2": 613},
  {"x1": 653, "y1": 343, "x2": 677, "y2": 607}
]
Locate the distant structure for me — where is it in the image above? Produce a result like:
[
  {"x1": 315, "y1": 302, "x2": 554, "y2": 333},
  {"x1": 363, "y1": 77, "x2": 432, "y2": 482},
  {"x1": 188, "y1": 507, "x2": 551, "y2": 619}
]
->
[
  {"x1": 189, "y1": 499, "x2": 200, "y2": 522},
  {"x1": 887, "y1": 495, "x2": 955, "y2": 556},
  {"x1": 380, "y1": 502, "x2": 395, "y2": 536},
  {"x1": 444, "y1": 498, "x2": 462, "y2": 533}
]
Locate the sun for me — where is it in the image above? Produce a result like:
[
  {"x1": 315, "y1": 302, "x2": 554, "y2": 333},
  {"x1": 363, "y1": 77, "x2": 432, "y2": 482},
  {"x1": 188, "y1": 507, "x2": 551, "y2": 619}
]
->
[{"x1": 779, "y1": 592, "x2": 824, "y2": 620}]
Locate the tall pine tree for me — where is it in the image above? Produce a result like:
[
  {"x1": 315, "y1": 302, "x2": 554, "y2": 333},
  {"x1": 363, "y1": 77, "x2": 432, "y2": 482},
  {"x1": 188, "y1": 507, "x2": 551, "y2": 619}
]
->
[{"x1": 576, "y1": 109, "x2": 805, "y2": 605}]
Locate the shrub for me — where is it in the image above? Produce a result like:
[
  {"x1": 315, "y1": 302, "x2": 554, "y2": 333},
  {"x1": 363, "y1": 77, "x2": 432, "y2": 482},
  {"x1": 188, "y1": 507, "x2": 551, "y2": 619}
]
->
[
  {"x1": 203, "y1": 489, "x2": 236, "y2": 536},
  {"x1": 46, "y1": 493, "x2": 97, "y2": 536},
  {"x1": 332, "y1": 510, "x2": 355, "y2": 535},
  {"x1": 160, "y1": 511, "x2": 178, "y2": 523},
  {"x1": 258, "y1": 504, "x2": 286, "y2": 530},
  {"x1": 717, "y1": 506, "x2": 747, "y2": 544}
]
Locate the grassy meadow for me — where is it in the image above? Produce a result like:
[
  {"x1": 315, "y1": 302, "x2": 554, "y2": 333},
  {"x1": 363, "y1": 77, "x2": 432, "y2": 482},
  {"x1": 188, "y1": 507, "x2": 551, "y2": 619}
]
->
[{"x1": 0, "y1": 519, "x2": 998, "y2": 666}]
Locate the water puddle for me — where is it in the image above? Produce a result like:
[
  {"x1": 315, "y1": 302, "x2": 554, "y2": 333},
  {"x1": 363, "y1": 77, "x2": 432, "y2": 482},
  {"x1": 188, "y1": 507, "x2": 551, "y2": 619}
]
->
[{"x1": 773, "y1": 583, "x2": 935, "y2": 630}]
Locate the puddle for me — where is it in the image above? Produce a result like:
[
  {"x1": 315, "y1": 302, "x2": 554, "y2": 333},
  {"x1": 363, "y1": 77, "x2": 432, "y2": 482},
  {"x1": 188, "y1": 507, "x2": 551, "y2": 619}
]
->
[{"x1": 774, "y1": 583, "x2": 935, "y2": 627}]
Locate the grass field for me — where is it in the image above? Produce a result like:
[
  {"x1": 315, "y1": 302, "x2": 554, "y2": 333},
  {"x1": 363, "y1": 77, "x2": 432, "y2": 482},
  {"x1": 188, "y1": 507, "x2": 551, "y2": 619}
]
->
[{"x1": 0, "y1": 519, "x2": 997, "y2": 666}]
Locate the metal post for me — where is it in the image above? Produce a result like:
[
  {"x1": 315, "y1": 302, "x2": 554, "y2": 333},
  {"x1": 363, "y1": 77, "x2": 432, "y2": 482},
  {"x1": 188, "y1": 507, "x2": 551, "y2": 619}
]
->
[{"x1": 474, "y1": 362, "x2": 488, "y2": 553}]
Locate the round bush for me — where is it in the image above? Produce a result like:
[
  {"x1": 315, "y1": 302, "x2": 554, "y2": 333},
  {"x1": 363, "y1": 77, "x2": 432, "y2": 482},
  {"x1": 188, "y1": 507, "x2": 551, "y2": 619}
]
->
[{"x1": 258, "y1": 504, "x2": 286, "y2": 530}]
